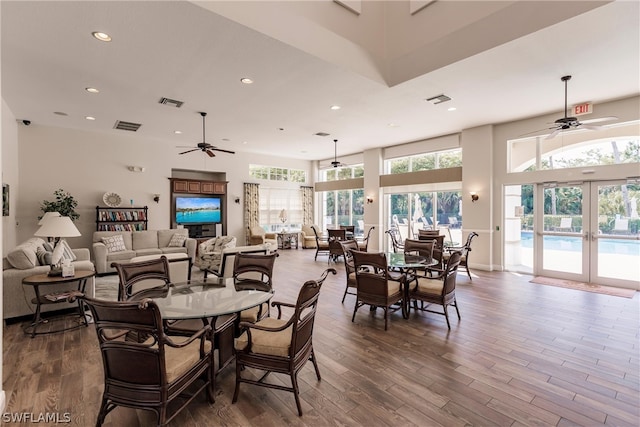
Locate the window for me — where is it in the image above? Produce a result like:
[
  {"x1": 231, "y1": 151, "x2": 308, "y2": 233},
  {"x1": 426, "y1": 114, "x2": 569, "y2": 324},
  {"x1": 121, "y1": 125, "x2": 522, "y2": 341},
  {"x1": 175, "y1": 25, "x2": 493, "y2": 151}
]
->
[
  {"x1": 259, "y1": 187, "x2": 303, "y2": 232},
  {"x1": 320, "y1": 164, "x2": 364, "y2": 181},
  {"x1": 249, "y1": 165, "x2": 306, "y2": 183},
  {"x1": 321, "y1": 189, "x2": 364, "y2": 233},
  {"x1": 508, "y1": 121, "x2": 639, "y2": 172},
  {"x1": 385, "y1": 149, "x2": 461, "y2": 174}
]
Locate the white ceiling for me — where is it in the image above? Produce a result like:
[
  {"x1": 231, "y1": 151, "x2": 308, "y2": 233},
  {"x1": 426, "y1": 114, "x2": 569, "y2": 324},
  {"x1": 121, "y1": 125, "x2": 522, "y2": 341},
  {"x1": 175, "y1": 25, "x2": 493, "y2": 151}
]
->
[{"x1": 2, "y1": 1, "x2": 639, "y2": 162}]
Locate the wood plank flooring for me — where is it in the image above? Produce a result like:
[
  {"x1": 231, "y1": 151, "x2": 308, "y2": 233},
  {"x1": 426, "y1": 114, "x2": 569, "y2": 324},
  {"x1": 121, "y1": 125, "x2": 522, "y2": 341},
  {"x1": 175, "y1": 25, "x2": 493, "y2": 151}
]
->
[{"x1": 3, "y1": 248, "x2": 639, "y2": 426}]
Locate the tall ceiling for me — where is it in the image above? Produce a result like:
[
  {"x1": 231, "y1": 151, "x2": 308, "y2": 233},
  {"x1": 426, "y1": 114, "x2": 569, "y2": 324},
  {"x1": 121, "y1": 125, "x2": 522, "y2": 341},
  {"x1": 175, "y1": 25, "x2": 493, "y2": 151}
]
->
[{"x1": 2, "y1": 1, "x2": 639, "y2": 162}]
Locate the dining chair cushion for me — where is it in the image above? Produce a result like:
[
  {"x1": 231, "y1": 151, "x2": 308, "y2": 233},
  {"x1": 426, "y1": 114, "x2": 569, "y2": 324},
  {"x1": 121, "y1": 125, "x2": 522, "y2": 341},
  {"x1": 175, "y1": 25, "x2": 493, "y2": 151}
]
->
[
  {"x1": 414, "y1": 277, "x2": 445, "y2": 294},
  {"x1": 386, "y1": 281, "x2": 403, "y2": 297},
  {"x1": 234, "y1": 317, "x2": 292, "y2": 357},
  {"x1": 239, "y1": 302, "x2": 269, "y2": 323},
  {"x1": 347, "y1": 271, "x2": 356, "y2": 286},
  {"x1": 154, "y1": 338, "x2": 212, "y2": 383}
]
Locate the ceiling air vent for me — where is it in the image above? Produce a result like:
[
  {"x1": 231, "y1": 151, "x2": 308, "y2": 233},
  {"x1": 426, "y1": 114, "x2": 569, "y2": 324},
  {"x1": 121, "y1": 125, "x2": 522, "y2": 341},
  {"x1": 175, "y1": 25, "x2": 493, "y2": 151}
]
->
[
  {"x1": 426, "y1": 94, "x2": 451, "y2": 104},
  {"x1": 158, "y1": 97, "x2": 184, "y2": 108},
  {"x1": 314, "y1": 132, "x2": 330, "y2": 137},
  {"x1": 114, "y1": 120, "x2": 142, "y2": 132}
]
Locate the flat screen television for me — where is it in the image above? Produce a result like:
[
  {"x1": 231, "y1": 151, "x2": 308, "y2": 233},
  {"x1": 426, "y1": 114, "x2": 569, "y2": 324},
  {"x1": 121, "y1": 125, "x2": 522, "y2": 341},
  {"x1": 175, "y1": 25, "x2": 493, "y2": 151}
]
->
[{"x1": 175, "y1": 196, "x2": 222, "y2": 224}]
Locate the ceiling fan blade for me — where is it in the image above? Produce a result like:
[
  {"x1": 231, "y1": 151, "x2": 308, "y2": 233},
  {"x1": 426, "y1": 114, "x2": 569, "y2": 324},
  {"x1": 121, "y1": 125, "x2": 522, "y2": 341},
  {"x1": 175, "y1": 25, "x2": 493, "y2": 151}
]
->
[
  {"x1": 211, "y1": 148, "x2": 235, "y2": 154},
  {"x1": 205, "y1": 150, "x2": 215, "y2": 157},
  {"x1": 178, "y1": 148, "x2": 199, "y2": 155},
  {"x1": 545, "y1": 128, "x2": 562, "y2": 140},
  {"x1": 581, "y1": 124, "x2": 603, "y2": 131},
  {"x1": 580, "y1": 116, "x2": 618, "y2": 125}
]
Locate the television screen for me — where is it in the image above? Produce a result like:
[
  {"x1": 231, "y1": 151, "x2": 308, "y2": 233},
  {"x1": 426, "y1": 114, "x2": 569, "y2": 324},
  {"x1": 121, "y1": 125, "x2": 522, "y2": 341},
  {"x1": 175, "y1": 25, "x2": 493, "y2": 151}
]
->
[{"x1": 175, "y1": 196, "x2": 221, "y2": 224}]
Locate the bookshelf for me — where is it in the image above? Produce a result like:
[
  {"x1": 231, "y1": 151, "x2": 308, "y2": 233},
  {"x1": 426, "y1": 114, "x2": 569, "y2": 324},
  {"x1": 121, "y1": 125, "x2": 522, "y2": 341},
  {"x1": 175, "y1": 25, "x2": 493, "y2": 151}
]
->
[{"x1": 96, "y1": 206, "x2": 148, "y2": 231}]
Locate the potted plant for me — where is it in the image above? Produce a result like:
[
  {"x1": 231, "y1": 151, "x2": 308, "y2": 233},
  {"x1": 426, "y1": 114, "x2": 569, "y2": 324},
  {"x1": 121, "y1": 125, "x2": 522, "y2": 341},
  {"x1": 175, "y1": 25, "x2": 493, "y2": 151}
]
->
[{"x1": 40, "y1": 189, "x2": 80, "y2": 221}]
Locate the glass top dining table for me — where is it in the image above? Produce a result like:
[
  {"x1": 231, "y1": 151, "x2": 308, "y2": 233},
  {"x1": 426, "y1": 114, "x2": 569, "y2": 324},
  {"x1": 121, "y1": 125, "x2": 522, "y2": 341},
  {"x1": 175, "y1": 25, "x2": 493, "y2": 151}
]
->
[{"x1": 133, "y1": 277, "x2": 274, "y2": 320}]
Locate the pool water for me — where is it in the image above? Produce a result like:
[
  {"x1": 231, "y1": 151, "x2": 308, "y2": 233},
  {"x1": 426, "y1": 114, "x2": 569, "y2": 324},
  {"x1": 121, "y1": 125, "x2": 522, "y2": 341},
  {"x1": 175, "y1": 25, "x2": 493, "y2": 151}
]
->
[{"x1": 521, "y1": 231, "x2": 640, "y2": 255}]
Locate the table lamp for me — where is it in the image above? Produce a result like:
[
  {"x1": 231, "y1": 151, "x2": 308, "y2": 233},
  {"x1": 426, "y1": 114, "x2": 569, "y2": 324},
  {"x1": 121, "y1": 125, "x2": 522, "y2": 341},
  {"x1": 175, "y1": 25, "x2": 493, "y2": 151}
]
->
[
  {"x1": 34, "y1": 215, "x2": 81, "y2": 275},
  {"x1": 279, "y1": 209, "x2": 288, "y2": 232},
  {"x1": 38, "y1": 211, "x2": 61, "y2": 225}
]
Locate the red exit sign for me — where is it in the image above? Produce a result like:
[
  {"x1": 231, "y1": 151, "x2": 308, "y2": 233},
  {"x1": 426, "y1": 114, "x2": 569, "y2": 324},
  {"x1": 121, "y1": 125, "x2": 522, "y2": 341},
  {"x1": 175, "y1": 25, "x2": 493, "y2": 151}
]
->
[{"x1": 572, "y1": 102, "x2": 592, "y2": 116}]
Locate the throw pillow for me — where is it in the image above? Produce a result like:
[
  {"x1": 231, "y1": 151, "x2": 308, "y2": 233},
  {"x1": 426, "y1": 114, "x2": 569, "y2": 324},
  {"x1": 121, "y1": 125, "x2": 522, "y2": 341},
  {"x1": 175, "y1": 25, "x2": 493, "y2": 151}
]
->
[
  {"x1": 36, "y1": 246, "x2": 53, "y2": 266},
  {"x1": 101, "y1": 234, "x2": 127, "y2": 253},
  {"x1": 58, "y1": 239, "x2": 77, "y2": 261},
  {"x1": 43, "y1": 242, "x2": 54, "y2": 252},
  {"x1": 167, "y1": 233, "x2": 187, "y2": 247}
]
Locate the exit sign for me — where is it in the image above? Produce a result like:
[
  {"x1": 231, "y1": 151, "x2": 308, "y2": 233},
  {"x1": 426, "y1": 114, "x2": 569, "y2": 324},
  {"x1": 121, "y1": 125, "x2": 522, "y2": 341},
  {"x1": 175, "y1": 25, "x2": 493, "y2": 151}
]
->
[{"x1": 572, "y1": 102, "x2": 592, "y2": 116}]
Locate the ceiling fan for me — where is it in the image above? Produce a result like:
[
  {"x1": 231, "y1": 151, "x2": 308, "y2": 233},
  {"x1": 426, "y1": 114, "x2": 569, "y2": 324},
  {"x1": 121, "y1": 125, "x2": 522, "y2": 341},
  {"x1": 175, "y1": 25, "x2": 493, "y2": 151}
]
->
[
  {"x1": 177, "y1": 112, "x2": 235, "y2": 157},
  {"x1": 526, "y1": 75, "x2": 617, "y2": 140},
  {"x1": 330, "y1": 139, "x2": 346, "y2": 168}
]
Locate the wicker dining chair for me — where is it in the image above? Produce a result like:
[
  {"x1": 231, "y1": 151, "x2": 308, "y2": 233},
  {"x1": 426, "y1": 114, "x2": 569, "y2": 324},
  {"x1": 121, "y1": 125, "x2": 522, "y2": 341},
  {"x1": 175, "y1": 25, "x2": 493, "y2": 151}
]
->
[
  {"x1": 233, "y1": 252, "x2": 278, "y2": 323},
  {"x1": 311, "y1": 225, "x2": 330, "y2": 260},
  {"x1": 233, "y1": 268, "x2": 337, "y2": 416},
  {"x1": 406, "y1": 250, "x2": 462, "y2": 329},
  {"x1": 351, "y1": 250, "x2": 405, "y2": 330},
  {"x1": 80, "y1": 295, "x2": 214, "y2": 426},
  {"x1": 338, "y1": 239, "x2": 360, "y2": 303}
]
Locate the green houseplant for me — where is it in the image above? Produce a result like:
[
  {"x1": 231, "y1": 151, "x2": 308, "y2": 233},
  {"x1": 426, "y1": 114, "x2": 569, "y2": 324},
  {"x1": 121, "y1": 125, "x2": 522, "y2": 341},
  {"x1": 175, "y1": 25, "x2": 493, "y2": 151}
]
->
[{"x1": 40, "y1": 189, "x2": 80, "y2": 221}]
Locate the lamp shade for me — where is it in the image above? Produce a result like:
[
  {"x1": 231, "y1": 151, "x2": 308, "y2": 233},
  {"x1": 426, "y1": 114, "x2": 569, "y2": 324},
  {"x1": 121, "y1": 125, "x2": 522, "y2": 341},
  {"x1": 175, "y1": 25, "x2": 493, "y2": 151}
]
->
[
  {"x1": 38, "y1": 211, "x2": 61, "y2": 225},
  {"x1": 34, "y1": 216, "x2": 81, "y2": 238},
  {"x1": 279, "y1": 209, "x2": 287, "y2": 221}
]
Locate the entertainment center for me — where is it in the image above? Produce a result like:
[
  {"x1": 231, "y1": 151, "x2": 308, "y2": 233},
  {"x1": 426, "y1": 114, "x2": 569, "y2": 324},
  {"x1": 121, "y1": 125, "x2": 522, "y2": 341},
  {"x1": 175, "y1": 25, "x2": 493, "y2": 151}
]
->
[{"x1": 170, "y1": 178, "x2": 227, "y2": 238}]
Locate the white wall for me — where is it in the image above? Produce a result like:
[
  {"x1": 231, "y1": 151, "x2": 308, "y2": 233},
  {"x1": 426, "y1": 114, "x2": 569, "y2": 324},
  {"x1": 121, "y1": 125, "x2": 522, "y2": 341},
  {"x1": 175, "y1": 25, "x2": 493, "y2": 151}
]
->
[
  {"x1": 15, "y1": 124, "x2": 313, "y2": 250},
  {"x1": 1, "y1": 99, "x2": 18, "y2": 253}
]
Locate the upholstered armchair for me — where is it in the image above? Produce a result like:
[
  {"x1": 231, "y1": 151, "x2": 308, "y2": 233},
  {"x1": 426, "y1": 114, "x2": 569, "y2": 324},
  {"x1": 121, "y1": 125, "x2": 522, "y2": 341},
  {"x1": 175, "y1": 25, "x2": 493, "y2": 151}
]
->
[
  {"x1": 300, "y1": 224, "x2": 318, "y2": 249},
  {"x1": 248, "y1": 226, "x2": 277, "y2": 247},
  {"x1": 194, "y1": 236, "x2": 237, "y2": 273}
]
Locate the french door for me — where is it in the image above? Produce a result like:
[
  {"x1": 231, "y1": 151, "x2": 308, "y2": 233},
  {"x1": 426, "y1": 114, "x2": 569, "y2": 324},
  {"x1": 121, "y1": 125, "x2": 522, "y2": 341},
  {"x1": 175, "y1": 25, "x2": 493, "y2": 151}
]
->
[{"x1": 536, "y1": 180, "x2": 639, "y2": 288}]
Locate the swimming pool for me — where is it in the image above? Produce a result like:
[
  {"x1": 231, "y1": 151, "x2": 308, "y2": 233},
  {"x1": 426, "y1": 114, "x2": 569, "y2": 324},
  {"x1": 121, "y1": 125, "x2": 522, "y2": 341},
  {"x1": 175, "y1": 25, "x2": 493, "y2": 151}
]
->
[{"x1": 520, "y1": 231, "x2": 640, "y2": 255}]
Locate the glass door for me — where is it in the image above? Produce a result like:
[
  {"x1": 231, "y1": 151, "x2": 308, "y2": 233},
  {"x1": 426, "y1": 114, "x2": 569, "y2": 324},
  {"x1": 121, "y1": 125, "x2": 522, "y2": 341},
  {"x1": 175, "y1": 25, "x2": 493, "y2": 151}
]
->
[
  {"x1": 537, "y1": 183, "x2": 589, "y2": 282},
  {"x1": 590, "y1": 180, "x2": 640, "y2": 288}
]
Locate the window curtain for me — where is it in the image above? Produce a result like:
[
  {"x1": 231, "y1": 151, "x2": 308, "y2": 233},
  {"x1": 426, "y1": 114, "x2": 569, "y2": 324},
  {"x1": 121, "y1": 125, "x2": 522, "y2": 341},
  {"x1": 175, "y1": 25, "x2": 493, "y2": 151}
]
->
[
  {"x1": 301, "y1": 186, "x2": 314, "y2": 225},
  {"x1": 244, "y1": 183, "x2": 260, "y2": 245}
]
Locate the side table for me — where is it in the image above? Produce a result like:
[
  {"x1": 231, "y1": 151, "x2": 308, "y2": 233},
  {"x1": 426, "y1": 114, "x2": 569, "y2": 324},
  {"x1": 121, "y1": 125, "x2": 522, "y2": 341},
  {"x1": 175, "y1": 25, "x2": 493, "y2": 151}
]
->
[
  {"x1": 21, "y1": 270, "x2": 95, "y2": 338},
  {"x1": 277, "y1": 232, "x2": 299, "y2": 249}
]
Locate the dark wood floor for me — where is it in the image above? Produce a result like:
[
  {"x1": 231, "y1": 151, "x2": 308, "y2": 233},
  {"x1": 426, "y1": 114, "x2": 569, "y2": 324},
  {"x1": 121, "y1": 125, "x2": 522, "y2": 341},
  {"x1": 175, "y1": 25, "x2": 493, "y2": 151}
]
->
[{"x1": 3, "y1": 248, "x2": 639, "y2": 426}]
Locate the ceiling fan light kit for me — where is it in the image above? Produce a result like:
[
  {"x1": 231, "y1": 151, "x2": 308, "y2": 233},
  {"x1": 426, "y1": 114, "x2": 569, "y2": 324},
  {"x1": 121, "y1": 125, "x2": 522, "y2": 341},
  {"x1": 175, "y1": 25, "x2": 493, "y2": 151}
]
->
[{"x1": 178, "y1": 112, "x2": 236, "y2": 157}]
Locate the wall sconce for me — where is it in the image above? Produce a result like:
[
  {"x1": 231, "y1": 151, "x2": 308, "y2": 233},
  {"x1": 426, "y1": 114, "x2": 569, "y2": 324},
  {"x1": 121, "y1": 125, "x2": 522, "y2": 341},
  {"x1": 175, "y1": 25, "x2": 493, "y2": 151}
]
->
[
  {"x1": 470, "y1": 192, "x2": 479, "y2": 203},
  {"x1": 153, "y1": 194, "x2": 160, "y2": 203},
  {"x1": 366, "y1": 196, "x2": 374, "y2": 204},
  {"x1": 234, "y1": 197, "x2": 240, "y2": 204}
]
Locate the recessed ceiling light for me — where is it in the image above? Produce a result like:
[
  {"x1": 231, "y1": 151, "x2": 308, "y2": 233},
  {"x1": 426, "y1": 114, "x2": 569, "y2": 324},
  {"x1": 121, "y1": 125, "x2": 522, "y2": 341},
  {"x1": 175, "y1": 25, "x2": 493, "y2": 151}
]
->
[
  {"x1": 85, "y1": 87, "x2": 100, "y2": 94},
  {"x1": 448, "y1": 107, "x2": 457, "y2": 111},
  {"x1": 85, "y1": 116, "x2": 96, "y2": 121},
  {"x1": 242, "y1": 141, "x2": 248, "y2": 145},
  {"x1": 91, "y1": 31, "x2": 111, "y2": 42},
  {"x1": 240, "y1": 78, "x2": 253, "y2": 84},
  {"x1": 53, "y1": 111, "x2": 68, "y2": 116},
  {"x1": 174, "y1": 130, "x2": 182, "y2": 134},
  {"x1": 330, "y1": 105, "x2": 341, "y2": 110},
  {"x1": 222, "y1": 138, "x2": 230, "y2": 142},
  {"x1": 388, "y1": 123, "x2": 399, "y2": 127}
]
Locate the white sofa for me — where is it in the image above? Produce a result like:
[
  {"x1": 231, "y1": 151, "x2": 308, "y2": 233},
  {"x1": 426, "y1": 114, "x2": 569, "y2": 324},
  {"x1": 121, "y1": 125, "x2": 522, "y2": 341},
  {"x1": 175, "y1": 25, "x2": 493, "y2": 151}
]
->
[
  {"x1": 2, "y1": 237, "x2": 95, "y2": 320},
  {"x1": 92, "y1": 229, "x2": 196, "y2": 275}
]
